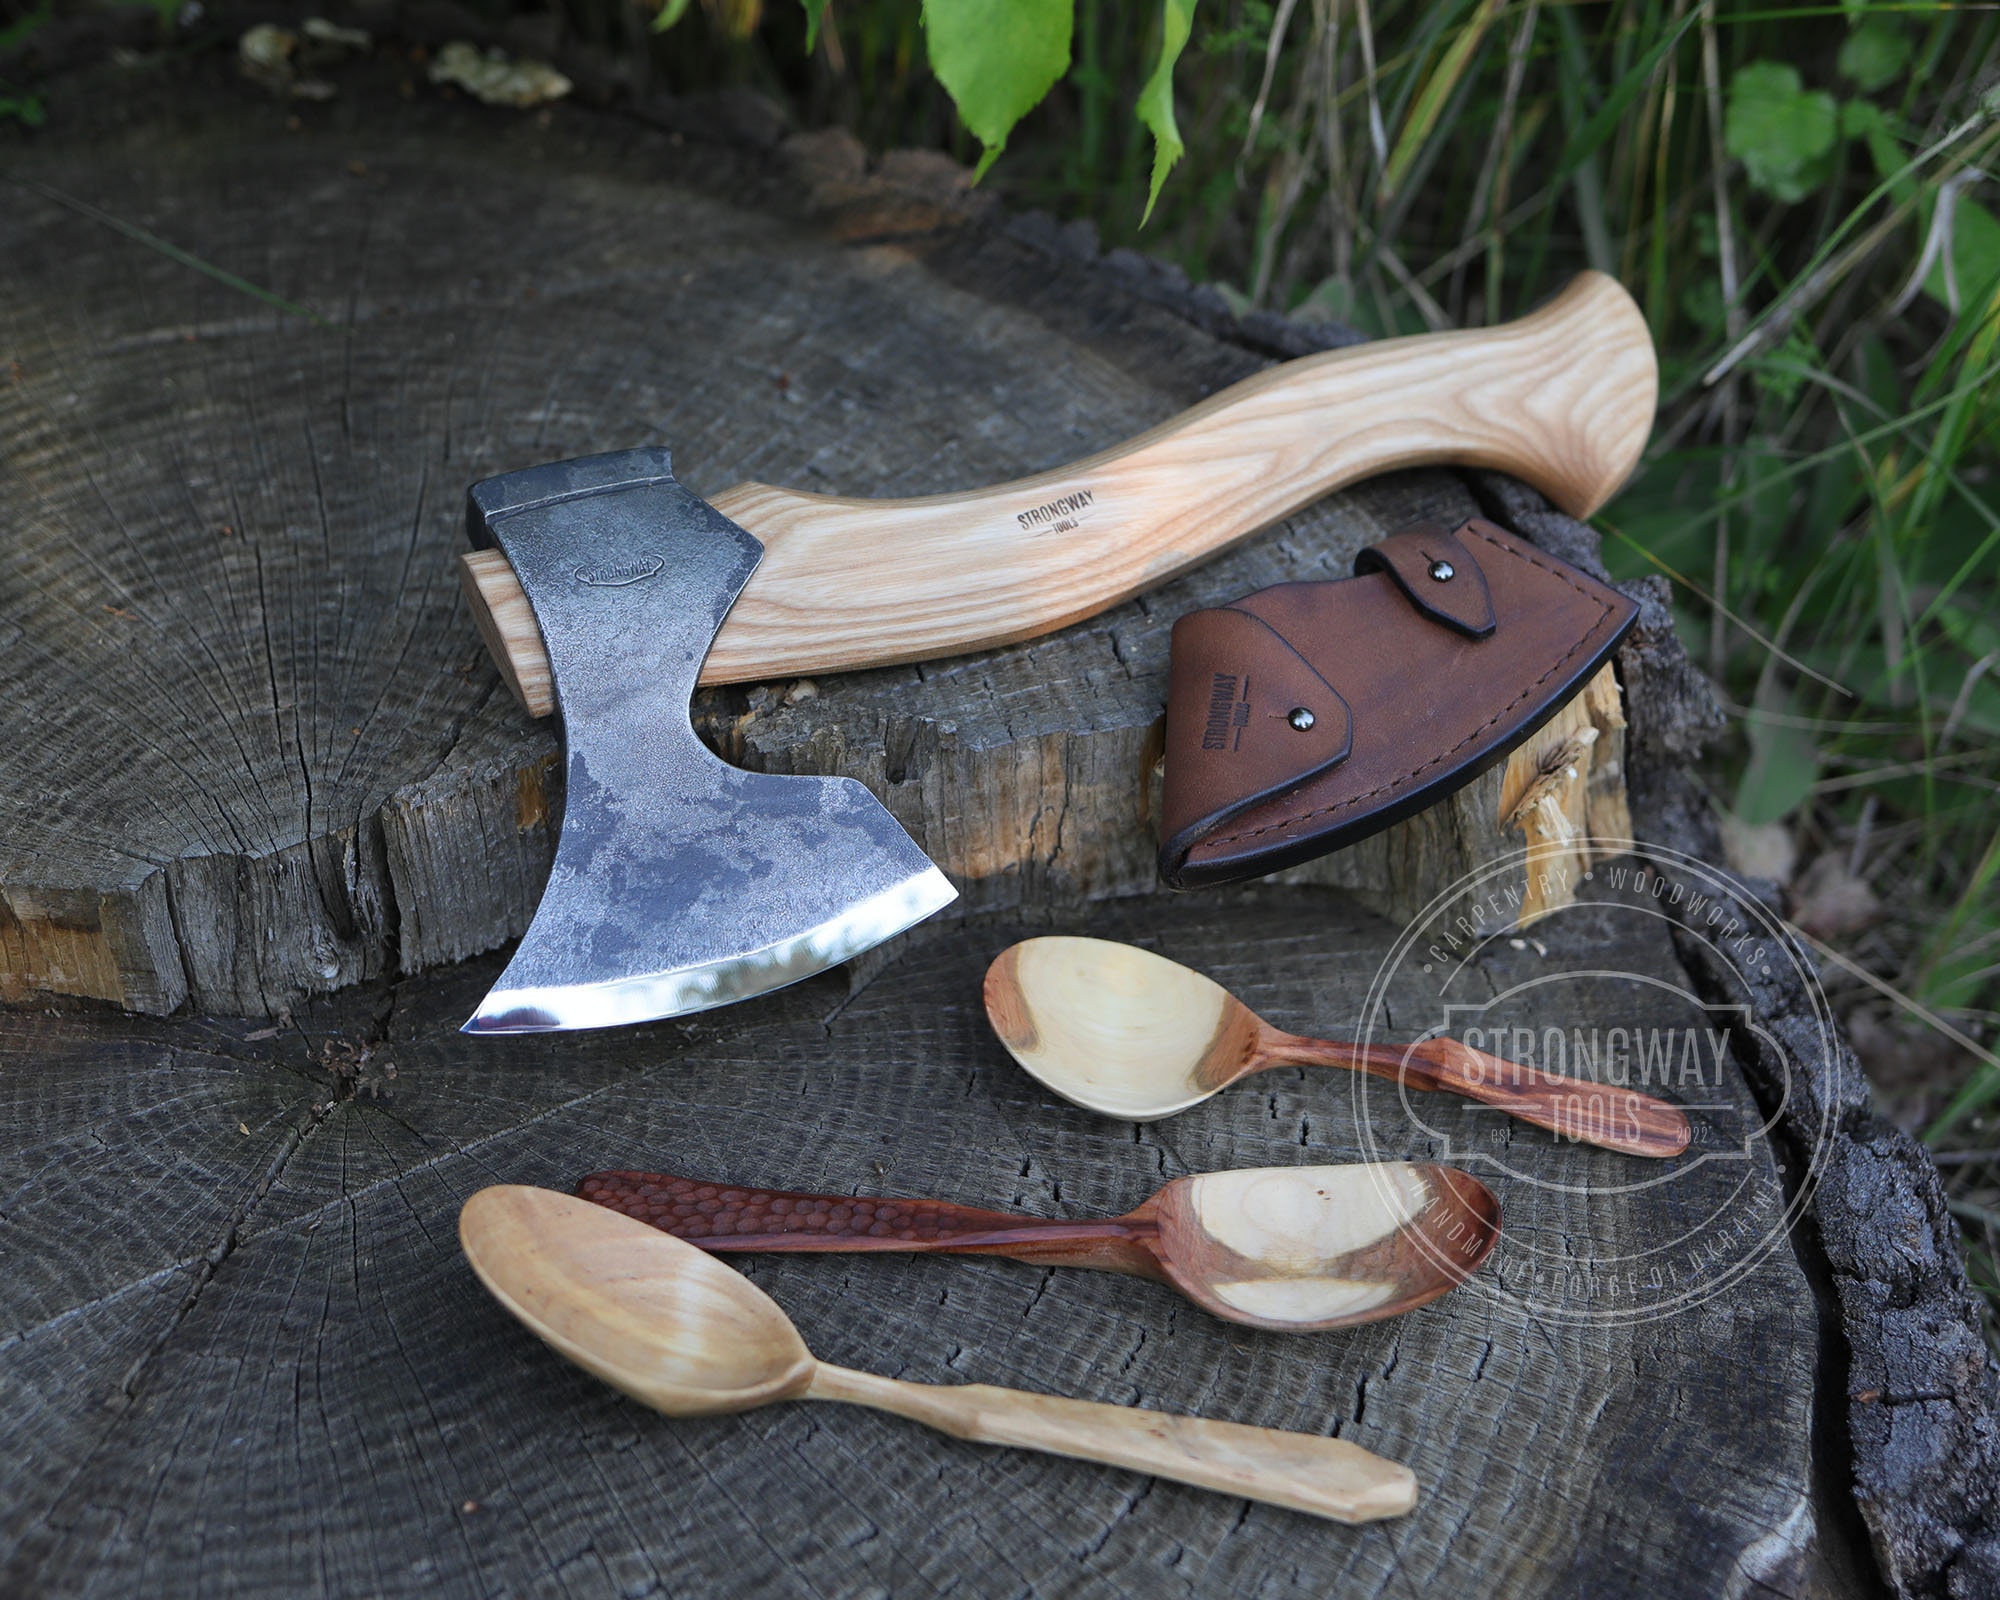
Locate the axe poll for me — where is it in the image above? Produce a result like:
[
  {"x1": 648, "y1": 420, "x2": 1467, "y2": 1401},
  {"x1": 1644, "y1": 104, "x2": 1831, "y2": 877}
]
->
[{"x1": 457, "y1": 272, "x2": 1655, "y2": 1034}]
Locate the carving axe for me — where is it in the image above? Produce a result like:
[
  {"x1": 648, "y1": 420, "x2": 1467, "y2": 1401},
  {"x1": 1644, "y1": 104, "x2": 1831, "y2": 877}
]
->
[{"x1": 458, "y1": 272, "x2": 1656, "y2": 1034}]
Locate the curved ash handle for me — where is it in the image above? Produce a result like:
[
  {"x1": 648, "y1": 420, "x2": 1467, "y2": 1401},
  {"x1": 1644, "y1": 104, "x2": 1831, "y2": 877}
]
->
[
  {"x1": 808, "y1": 1364, "x2": 1417, "y2": 1525},
  {"x1": 465, "y1": 272, "x2": 1655, "y2": 714},
  {"x1": 577, "y1": 1171, "x2": 1158, "y2": 1273},
  {"x1": 1283, "y1": 1038, "x2": 1691, "y2": 1159}
]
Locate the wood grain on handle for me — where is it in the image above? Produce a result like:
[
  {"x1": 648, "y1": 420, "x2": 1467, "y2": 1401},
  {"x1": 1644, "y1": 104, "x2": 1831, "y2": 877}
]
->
[
  {"x1": 577, "y1": 1171, "x2": 1162, "y2": 1275},
  {"x1": 463, "y1": 271, "x2": 1655, "y2": 714},
  {"x1": 806, "y1": 1364, "x2": 1417, "y2": 1524},
  {"x1": 1277, "y1": 1036, "x2": 1691, "y2": 1159}
]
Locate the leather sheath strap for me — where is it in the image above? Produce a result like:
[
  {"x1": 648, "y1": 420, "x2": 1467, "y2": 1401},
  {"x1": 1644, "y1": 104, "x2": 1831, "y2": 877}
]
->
[{"x1": 1159, "y1": 518, "x2": 1638, "y2": 889}]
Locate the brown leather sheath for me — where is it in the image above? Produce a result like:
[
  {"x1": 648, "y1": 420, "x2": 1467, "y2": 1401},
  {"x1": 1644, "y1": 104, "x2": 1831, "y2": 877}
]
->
[{"x1": 1159, "y1": 518, "x2": 1637, "y2": 889}]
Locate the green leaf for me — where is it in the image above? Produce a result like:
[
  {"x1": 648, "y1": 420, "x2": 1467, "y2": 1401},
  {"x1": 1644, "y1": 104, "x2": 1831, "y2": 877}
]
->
[
  {"x1": 1733, "y1": 753, "x2": 1817, "y2": 835},
  {"x1": 1682, "y1": 275, "x2": 1725, "y2": 334},
  {"x1": 1751, "y1": 326, "x2": 1820, "y2": 409},
  {"x1": 1855, "y1": 333, "x2": 1902, "y2": 417},
  {"x1": 0, "y1": 2, "x2": 51, "y2": 53},
  {"x1": 19, "y1": 178, "x2": 333, "y2": 328},
  {"x1": 1135, "y1": 0, "x2": 1196, "y2": 223},
  {"x1": 1724, "y1": 61, "x2": 1839, "y2": 203},
  {"x1": 0, "y1": 92, "x2": 44, "y2": 127},
  {"x1": 650, "y1": 0, "x2": 694, "y2": 33},
  {"x1": 1917, "y1": 825, "x2": 2000, "y2": 1013},
  {"x1": 1839, "y1": 99, "x2": 1905, "y2": 191},
  {"x1": 921, "y1": 0, "x2": 1072, "y2": 182},
  {"x1": 1922, "y1": 194, "x2": 2000, "y2": 312},
  {"x1": 1383, "y1": 0, "x2": 1502, "y2": 201},
  {"x1": 1735, "y1": 685, "x2": 1819, "y2": 825},
  {"x1": 1837, "y1": 19, "x2": 1910, "y2": 94},
  {"x1": 800, "y1": 0, "x2": 829, "y2": 49},
  {"x1": 1548, "y1": 4, "x2": 1704, "y2": 192},
  {"x1": 1293, "y1": 273, "x2": 1358, "y2": 327},
  {"x1": 1936, "y1": 596, "x2": 2000, "y2": 662}
]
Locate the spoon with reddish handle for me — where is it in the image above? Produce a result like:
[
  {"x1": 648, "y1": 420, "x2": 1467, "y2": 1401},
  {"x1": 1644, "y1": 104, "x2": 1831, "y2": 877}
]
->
[
  {"x1": 578, "y1": 1161, "x2": 1499, "y2": 1333},
  {"x1": 983, "y1": 936, "x2": 1691, "y2": 1158},
  {"x1": 463, "y1": 1185, "x2": 1418, "y2": 1524}
]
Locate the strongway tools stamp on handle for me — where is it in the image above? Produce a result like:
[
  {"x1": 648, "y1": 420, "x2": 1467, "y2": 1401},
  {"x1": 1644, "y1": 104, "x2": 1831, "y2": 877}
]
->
[{"x1": 461, "y1": 273, "x2": 1656, "y2": 712}]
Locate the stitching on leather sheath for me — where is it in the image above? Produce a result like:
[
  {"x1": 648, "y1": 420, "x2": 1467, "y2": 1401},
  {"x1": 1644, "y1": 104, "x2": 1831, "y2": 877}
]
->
[{"x1": 1203, "y1": 524, "x2": 1614, "y2": 847}]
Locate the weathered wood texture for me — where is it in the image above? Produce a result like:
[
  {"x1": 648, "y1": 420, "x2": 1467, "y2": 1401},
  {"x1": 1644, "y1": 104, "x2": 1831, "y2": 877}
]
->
[
  {"x1": 3, "y1": 883, "x2": 1861, "y2": 1598},
  {"x1": 3, "y1": 60, "x2": 1617, "y2": 1020},
  {"x1": 0, "y1": 43, "x2": 1989, "y2": 1600}
]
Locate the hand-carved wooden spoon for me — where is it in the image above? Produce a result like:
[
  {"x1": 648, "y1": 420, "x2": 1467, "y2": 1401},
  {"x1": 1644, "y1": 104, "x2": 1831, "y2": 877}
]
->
[
  {"x1": 577, "y1": 1161, "x2": 1499, "y2": 1333},
  {"x1": 985, "y1": 937, "x2": 1691, "y2": 1158},
  {"x1": 461, "y1": 1186, "x2": 1418, "y2": 1523}
]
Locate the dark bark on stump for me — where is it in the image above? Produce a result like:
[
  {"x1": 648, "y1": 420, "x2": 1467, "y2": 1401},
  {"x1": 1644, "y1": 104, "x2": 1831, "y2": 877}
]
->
[{"x1": 1476, "y1": 470, "x2": 2000, "y2": 1598}]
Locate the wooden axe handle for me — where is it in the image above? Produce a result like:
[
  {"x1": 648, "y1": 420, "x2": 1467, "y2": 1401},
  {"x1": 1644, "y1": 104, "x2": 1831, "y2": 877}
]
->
[{"x1": 461, "y1": 272, "x2": 1654, "y2": 716}]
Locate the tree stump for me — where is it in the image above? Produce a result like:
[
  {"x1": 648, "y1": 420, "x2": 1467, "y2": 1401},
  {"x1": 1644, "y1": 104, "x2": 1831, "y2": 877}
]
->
[
  {"x1": 3, "y1": 68, "x2": 1627, "y2": 1020},
  {"x1": 2, "y1": 42, "x2": 1994, "y2": 1599}
]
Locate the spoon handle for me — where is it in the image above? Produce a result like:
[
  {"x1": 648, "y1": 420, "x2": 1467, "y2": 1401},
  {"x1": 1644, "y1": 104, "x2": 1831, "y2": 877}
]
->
[
  {"x1": 1277, "y1": 1035, "x2": 1691, "y2": 1158},
  {"x1": 806, "y1": 1362, "x2": 1416, "y2": 1524},
  {"x1": 577, "y1": 1171, "x2": 1162, "y2": 1276}
]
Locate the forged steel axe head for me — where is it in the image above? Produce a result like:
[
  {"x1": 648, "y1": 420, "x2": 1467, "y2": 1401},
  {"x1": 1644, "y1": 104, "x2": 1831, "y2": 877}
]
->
[{"x1": 460, "y1": 448, "x2": 956, "y2": 1035}]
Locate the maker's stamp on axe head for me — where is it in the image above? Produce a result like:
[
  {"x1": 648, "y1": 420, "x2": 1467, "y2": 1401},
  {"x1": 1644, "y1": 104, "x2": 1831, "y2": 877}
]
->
[{"x1": 461, "y1": 447, "x2": 956, "y2": 1035}]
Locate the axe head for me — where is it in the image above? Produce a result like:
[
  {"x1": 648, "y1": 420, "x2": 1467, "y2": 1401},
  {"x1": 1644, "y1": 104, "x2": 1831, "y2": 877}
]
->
[{"x1": 460, "y1": 448, "x2": 955, "y2": 1034}]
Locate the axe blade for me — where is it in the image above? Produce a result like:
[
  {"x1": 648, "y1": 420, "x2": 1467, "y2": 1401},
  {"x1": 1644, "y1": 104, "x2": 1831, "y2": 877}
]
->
[{"x1": 461, "y1": 449, "x2": 955, "y2": 1035}]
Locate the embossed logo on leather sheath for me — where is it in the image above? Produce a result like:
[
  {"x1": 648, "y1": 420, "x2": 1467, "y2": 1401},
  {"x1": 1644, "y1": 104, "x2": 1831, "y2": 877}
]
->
[{"x1": 1201, "y1": 672, "x2": 1251, "y2": 751}]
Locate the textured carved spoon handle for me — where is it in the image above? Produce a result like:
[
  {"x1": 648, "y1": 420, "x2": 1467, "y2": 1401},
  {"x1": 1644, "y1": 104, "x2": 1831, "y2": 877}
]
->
[
  {"x1": 1275, "y1": 1037, "x2": 1691, "y2": 1159},
  {"x1": 577, "y1": 1172, "x2": 1160, "y2": 1274},
  {"x1": 806, "y1": 1364, "x2": 1417, "y2": 1524}
]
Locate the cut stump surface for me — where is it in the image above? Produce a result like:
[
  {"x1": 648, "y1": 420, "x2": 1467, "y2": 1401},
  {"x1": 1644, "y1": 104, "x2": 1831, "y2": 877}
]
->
[
  {"x1": 1, "y1": 47, "x2": 1990, "y2": 1600},
  {"x1": 4, "y1": 889, "x2": 1859, "y2": 1598},
  {"x1": 6, "y1": 66, "x2": 1618, "y2": 1018}
]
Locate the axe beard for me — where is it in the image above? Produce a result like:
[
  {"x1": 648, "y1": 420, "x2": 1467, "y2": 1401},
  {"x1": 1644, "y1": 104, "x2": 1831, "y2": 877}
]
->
[{"x1": 459, "y1": 448, "x2": 956, "y2": 1035}]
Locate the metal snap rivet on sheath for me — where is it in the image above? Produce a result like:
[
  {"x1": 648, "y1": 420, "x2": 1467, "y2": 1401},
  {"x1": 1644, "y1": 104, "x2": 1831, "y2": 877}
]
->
[
  {"x1": 1428, "y1": 559, "x2": 1455, "y2": 582},
  {"x1": 1288, "y1": 707, "x2": 1316, "y2": 731}
]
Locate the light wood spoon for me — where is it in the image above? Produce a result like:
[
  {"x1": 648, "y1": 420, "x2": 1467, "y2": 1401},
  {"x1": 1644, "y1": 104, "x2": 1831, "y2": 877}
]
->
[
  {"x1": 984, "y1": 937, "x2": 1692, "y2": 1158},
  {"x1": 577, "y1": 1161, "x2": 1499, "y2": 1333},
  {"x1": 460, "y1": 1186, "x2": 1418, "y2": 1524}
]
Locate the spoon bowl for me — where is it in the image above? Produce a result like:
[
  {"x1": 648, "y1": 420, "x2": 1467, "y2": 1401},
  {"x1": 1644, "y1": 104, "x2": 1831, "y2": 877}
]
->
[
  {"x1": 985, "y1": 937, "x2": 1255, "y2": 1119},
  {"x1": 1148, "y1": 1163, "x2": 1500, "y2": 1329},
  {"x1": 986, "y1": 936, "x2": 1692, "y2": 1158},
  {"x1": 461, "y1": 1184, "x2": 815, "y2": 1415}
]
